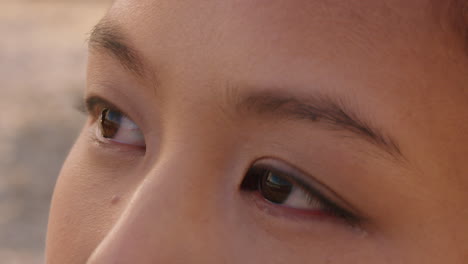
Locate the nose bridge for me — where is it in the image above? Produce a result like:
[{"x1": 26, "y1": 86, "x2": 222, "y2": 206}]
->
[{"x1": 86, "y1": 153, "x2": 233, "y2": 264}]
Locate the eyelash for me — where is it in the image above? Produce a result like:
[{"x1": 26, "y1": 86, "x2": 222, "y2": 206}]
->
[{"x1": 241, "y1": 164, "x2": 359, "y2": 226}]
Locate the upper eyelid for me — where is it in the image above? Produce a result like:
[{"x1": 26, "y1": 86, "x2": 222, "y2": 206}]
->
[
  {"x1": 85, "y1": 96, "x2": 118, "y2": 114},
  {"x1": 256, "y1": 164, "x2": 339, "y2": 208},
  {"x1": 83, "y1": 94, "x2": 152, "y2": 139},
  {"x1": 84, "y1": 96, "x2": 135, "y2": 123}
]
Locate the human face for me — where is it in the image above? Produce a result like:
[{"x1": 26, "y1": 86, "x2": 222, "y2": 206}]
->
[{"x1": 46, "y1": 0, "x2": 468, "y2": 263}]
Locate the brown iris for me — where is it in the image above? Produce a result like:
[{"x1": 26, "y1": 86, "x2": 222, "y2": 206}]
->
[
  {"x1": 259, "y1": 171, "x2": 293, "y2": 204},
  {"x1": 99, "y1": 108, "x2": 121, "y2": 138}
]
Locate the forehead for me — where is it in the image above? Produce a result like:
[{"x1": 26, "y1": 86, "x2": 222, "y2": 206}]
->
[{"x1": 104, "y1": 0, "x2": 450, "y2": 86}]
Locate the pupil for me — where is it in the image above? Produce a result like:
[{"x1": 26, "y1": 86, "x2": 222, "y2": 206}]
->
[
  {"x1": 100, "y1": 109, "x2": 121, "y2": 138},
  {"x1": 259, "y1": 171, "x2": 293, "y2": 204}
]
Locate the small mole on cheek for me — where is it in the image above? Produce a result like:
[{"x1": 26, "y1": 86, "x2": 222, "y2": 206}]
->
[{"x1": 111, "y1": 195, "x2": 121, "y2": 205}]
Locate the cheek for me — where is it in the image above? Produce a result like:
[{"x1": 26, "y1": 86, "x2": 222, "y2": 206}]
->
[{"x1": 45, "y1": 137, "x2": 138, "y2": 264}]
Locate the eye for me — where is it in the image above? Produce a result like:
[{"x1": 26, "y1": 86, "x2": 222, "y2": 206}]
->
[
  {"x1": 242, "y1": 164, "x2": 358, "y2": 223},
  {"x1": 97, "y1": 108, "x2": 145, "y2": 147},
  {"x1": 99, "y1": 108, "x2": 145, "y2": 147},
  {"x1": 82, "y1": 96, "x2": 146, "y2": 148}
]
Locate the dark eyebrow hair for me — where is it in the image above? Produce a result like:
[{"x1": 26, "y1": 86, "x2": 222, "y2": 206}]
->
[
  {"x1": 237, "y1": 91, "x2": 404, "y2": 161},
  {"x1": 88, "y1": 20, "x2": 146, "y2": 76}
]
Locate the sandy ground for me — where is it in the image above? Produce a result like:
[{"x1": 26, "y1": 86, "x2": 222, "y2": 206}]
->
[{"x1": 0, "y1": 1, "x2": 111, "y2": 263}]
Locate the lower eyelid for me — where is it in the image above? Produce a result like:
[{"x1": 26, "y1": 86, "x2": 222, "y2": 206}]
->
[
  {"x1": 243, "y1": 191, "x2": 370, "y2": 241},
  {"x1": 245, "y1": 190, "x2": 355, "y2": 229},
  {"x1": 86, "y1": 123, "x2": 145, "y2": 154}
]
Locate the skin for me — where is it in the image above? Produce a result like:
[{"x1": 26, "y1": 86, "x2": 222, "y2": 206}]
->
[{"x1": 46, "y1": 0, "x2": 468, "y2": 263}]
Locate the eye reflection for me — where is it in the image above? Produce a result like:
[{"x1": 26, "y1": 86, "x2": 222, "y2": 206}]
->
[
  {"x1": 100, "y1": 108, "x2": 121, "y2": 138},
  {"x1": 257, "y1": 169, "x2": 326, "y2": 210},
  {"x1": 260, "y1": 172, "x2": 293, "y2": 204}
]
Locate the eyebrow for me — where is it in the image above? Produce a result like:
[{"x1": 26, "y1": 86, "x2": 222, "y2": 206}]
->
[
  {"x1": 237, "y1": 91, "x2": 404, "y2": 161},
  {"x1": 88, "y1": 20, "x2": 146, "y2": 76}
]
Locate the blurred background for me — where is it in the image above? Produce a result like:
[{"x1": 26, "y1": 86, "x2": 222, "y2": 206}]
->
[{"x1": 1, "y1": 0, "x2": 112, "y2": 263}]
